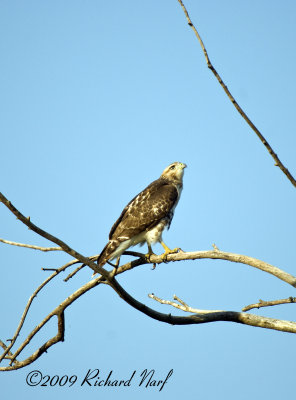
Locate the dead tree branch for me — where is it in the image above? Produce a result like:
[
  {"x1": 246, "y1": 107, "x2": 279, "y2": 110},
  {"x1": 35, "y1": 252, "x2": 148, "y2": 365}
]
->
[
  {"x1": 0, "y1": 255, "x2": 97, "y2": 365},
  {"x1": 143, "y1": 250, "x2": 296, "y2": 288},
  {"x1": 1, "y1": 240, "x2": 296, "y2": 370},
  {"x1": 0, "y1": 192, "x2": 108, "y2": 279},
  {"x1": 243, "y1": 297, "x2": 296, "y2": 312},
  {"x1": 177, "y1": 0, "x2": 296, "y2": 188},
  {"x1": 148, "y1": 293, "x2": 223, "y2": 314},
  {"x1": 0, "y1": 275, "x2": 104, "y2": 371},
  {"x1": 147, "y1": 293, "x2": 296, "y2": 333},
  {"x1": 1, "y1": 187, "x2": 296, "y2": 370},
  {"x1": 0, "y1": 238, "x2": 62, "y2": 251}
]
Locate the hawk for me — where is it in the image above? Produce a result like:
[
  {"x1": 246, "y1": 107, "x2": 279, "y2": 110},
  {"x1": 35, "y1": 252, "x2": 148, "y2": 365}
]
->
[{"x1": 97, "y1": 161, "x2": 187, "y2": 267}]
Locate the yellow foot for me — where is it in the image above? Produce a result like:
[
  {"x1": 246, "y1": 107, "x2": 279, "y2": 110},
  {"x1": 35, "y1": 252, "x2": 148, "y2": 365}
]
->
[
  {"x1": 160, "y1": 247, "x2": 180, "y2": 262},
  {"x1": 145, "y1": 252, "x2": 156, "y2": 262}
]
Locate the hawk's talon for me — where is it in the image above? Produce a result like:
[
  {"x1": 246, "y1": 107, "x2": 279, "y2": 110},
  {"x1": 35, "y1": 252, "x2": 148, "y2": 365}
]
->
[
  {"x1": 173, "y1": 247, "x2": 181, "y2": 253},
  {"x1": 145, "y1": 252, "x2": 156, "y2": 263},
  {"x1": 161, "y1": 253, "x2": 169, "y2": 263},
  {"x1": 160, "y1": 247, "x2": 180, "y2": 263}
]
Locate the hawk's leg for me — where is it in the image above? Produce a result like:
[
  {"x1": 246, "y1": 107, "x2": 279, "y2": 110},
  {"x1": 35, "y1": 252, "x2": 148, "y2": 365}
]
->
[
  {"x1": 160, "y1": 241, "x2": 180, "y2": 262},
  {"x1": 145, "y1": 244, "x2": 156, "y2": 262}
]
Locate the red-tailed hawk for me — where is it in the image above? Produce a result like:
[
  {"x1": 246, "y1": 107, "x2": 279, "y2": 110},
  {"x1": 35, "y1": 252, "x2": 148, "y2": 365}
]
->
[{"x1": 97, "y1": 162, "x2": 187, "y2": 267}]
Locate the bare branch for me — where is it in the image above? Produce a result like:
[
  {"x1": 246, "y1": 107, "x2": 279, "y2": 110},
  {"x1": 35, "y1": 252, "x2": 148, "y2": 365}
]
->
[
  {"x1": 0, "y1": 191, "x2": 109, "y2": 278},
  {"x1": 177, "y1": 0, "x2": 296, "y2": 188},
  {"x1": 142, "y1": 250, "x2": 296, "y2": 288},
  {"x1": 64, "y1": 263, "x2": 86, "y2": 282},
  {"x1": 1, "y1": 312, "x2": 65, "y2": 371},
  {"x1": 149, "y1": 293, "x2": 222, "y2": 314},
  {"x1": 104, "y1": 278, "x2": 296, "y2": 334},
  {"x1": 0, "y1": 270, "x2": 59, "y2": 364},
  {"x1": 1, "y1": 190, "x2": 295, "y2": 368},
  {"x1": 243, "y1": 297, "x2": 296, "y2": 312},
  {"x1": 0, "y1": 238, "x2": 62, "y2": 251},
  {"x1": 0, "y1": 256, "x2": 93, "y2": 364},
  {"x1": 106, "y1": 248, "x2": 296, "y2": 289},
  {"x1": 2, "y1": 244, "x2": 296, "y2": 370},
  {"x1": 0, "y1": 341, "x2": 17, "y2": 361},
  {"x1": 173, "y1": 294, "x2": 190, "y2": 308},
  {"x1": 0, "y1": 275, "x2": 105, "y2": 371}
]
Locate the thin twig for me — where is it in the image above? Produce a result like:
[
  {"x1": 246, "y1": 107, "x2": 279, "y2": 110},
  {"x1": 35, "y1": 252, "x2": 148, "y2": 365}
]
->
[
  {"x1": 0, "y1": 341, "x2": 17, "y2": 361},
  {"x1": 173, "y1": 294, "x2": 189, "y2": 308},
  {"x1": 64, "y1": 263, "x2": 86, "y2": 282},
  {"x1": 41, "y1": 268, "x2": 59, "y2": 272},
  {"x1": 177, "y1": 0, "x2": 296, "y2": 188},
  {"x1": 149, "y1": 294, "x2": 222, "y2": 314},
  {"x1": 0, "y1": 192, "x2": 109, "y2": 279},
  {"x1": 0, "y1": 276, "x2": 104, "y2": 370},
  {"x1": 243, "y1": 297, "x2": 296, "y2": 312},
  {"x1": 4, "y1": 312, "x2": 65, "y2": 370},
  {"x1": 0, "y1": 254, "x2": 99, "y2": 363},
  {"x1": 0, "y1": 238, "x2": 62, "y2": 251},
  {"x1": 0, "y1": 257, "x2": 87, "y2": 364}
]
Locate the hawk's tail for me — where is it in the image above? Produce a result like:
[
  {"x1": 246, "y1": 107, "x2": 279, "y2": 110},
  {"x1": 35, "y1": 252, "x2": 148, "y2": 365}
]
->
[{"x1": 97, "y1": 240, "x2": 120, "y2": 267}]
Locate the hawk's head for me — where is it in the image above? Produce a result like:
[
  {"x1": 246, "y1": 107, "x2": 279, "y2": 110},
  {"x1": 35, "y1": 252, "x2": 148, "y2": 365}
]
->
[{"x1": 161, "y1": 162, "x2": 187, "y2": 184}]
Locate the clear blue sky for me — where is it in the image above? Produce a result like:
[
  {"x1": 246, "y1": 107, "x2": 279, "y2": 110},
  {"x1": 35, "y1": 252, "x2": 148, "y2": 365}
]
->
[{"x1": 1, "y1": 1, "x2": 296, "y2": 399}]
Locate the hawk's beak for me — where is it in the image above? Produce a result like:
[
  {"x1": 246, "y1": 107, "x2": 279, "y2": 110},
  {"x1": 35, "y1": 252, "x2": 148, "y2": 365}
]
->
[{"x1": 180, "y1": 163, "x2": 187, "y2": 169}]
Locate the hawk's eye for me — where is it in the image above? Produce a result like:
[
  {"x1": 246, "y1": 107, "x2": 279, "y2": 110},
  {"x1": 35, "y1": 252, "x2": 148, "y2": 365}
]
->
[{"x1": 169, "y1": 165, "x2": 175, "y2": 170}]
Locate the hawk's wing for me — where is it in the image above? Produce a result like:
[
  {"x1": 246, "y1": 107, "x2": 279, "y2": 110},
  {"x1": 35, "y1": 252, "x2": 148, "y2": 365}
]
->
[
  {"x1": 109, "y1": 178, "x2": 178, "y2": 241},
  {"x1": 97, "y1": 178, "x2": 179, "y2": 266}
]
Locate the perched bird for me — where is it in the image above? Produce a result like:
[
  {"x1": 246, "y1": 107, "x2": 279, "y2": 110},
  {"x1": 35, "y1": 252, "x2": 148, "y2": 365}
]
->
[{"x1": 97, "y1": 161, "x2": 187, "y2": 268}]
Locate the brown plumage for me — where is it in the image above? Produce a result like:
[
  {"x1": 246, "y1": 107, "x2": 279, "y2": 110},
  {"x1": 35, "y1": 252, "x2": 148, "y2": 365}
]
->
[{"x1": 97, "y1": 162, "x2": 187, "y2": 267}]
